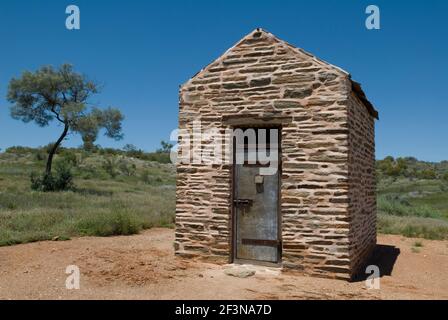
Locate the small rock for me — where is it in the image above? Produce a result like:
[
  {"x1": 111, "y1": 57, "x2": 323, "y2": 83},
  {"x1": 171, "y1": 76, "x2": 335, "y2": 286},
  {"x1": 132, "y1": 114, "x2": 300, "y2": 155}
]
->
[{"x1": 224, "y1": 268, "x2": 256, "y2": 278}]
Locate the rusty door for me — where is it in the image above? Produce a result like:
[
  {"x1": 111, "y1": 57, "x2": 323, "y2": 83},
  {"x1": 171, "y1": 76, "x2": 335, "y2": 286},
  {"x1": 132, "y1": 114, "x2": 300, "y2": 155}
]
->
[{"x1": 233, "y1": 132, "x2": 280, "y2": 263}]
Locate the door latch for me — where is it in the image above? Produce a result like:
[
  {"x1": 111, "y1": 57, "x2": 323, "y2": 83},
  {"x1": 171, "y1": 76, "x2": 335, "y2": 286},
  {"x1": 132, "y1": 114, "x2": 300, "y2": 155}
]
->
[{"x1": 233, "y1": 199, "x2": 253, "y2": 208}]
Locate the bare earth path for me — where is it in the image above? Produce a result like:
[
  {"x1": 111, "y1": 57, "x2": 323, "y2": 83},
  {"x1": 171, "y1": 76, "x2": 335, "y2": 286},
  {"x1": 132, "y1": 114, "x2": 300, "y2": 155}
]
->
[{"x1": 0, "y1": 228, "x2": 447, "y2": 300}]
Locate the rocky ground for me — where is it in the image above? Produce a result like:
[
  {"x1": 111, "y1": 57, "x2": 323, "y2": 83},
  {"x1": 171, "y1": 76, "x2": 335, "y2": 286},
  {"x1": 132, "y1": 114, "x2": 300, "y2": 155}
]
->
[{"x1": 0, "y1": 228, "x2": 446, "y2": 300}]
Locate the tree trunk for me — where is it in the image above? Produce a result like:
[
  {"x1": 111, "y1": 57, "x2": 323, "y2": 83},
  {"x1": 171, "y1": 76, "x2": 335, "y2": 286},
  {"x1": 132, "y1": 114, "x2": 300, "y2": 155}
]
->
[{"x1": 45, "y1": 123, "x2": 69, "y2": 175}]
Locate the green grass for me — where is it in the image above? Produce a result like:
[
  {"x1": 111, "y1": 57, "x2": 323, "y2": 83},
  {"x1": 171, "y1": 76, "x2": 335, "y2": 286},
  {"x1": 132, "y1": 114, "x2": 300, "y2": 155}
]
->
[
  {"x1": 376, "y1": 176, "x2": 448, "y2": 240},
  {"x1": 2, "y1": 149, "x2": 448, "y2": 246},
  {"x1": 377, "y1": 196, "x2": 444, "y2": 219},
  {"x1": 413, "y1": 241, "x2": 423, "y2": 247},
  {"x1": 0, "y1": 150, "x2": 175, "y2": 246},
  {"x1": 378, "y1": 214, "x2": 448, "y2": 240}
]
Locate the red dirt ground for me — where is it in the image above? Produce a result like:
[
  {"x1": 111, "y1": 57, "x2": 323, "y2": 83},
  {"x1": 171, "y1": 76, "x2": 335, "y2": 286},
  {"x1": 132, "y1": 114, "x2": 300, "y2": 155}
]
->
[{"x1": 0, "y1": 228, "x2": 447, "y2": 300}]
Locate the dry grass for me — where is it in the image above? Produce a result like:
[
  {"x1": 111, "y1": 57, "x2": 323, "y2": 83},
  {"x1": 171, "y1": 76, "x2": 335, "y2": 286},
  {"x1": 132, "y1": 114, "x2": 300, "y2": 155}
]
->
[{"x1": 0, "y1": 150, "x2": 175, "y2": 246}]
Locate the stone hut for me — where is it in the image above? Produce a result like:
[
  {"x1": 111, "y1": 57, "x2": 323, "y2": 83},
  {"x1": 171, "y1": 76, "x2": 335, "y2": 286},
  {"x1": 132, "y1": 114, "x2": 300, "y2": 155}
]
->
[{"x1": 175, "y1": 28, "x2": 379, "y2": 280}]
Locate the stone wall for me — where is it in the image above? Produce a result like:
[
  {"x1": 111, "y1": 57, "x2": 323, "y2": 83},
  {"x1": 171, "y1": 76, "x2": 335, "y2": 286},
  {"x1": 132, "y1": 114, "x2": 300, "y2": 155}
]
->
[
  {"x1": 347, "y1": 92, "x2": 377, "y2": 276},
  {"x1": 175, "y1": 29, "x2": 377, "y2": 280}
]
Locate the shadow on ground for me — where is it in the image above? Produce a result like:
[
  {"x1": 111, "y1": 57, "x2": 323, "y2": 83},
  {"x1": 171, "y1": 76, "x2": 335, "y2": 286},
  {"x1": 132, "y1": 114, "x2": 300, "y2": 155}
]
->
[{"x1": 352, "y1": 244, "x2": 401, "y2": 282}]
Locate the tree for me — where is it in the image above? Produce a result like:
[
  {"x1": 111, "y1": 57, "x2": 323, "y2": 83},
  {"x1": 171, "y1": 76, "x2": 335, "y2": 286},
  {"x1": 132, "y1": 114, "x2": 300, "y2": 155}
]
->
[
  {"x1": 123, "y1": 144, "x2": 143, "y2": 158},
  {"x1": 157, "y1": 140, "x2": 173, "y2": 153},
  {"x1": 75, "y1": 107, "x2": 124, "y2": 151},
  {"x1": 123, "y1": 144, "x2": 138, "y2": 153},
  {"x1": 7, "y1": 64, "x2": 124, "y2": 179},
  {"x1": 377, "y1": 156, "x2": 407, "y2": 178}
]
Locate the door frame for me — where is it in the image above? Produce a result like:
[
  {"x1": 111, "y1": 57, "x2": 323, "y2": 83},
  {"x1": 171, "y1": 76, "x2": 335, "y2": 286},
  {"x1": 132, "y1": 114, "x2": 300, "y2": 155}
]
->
[{"x1": 230, "y1": 126, "x2": 282, "y2": 266}]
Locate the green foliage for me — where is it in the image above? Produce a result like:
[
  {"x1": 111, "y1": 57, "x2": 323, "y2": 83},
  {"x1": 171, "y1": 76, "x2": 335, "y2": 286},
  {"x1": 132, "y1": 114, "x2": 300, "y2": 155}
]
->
[
  {"x1": 377, "y1": 156, "x2": 445, "y2": 180},
  {"x1": 118, "y1": 159, "x2": 136, "y2": 177},
  {"x1": 123, "y1": 144, "x2": 144, "y2": 158},
  {"x1": 30, "y1": 161, "x2": 74, "y2": 192},
  {"x1": 121, "y1": 144, "x2": 172, "y2": 163},
  {"x1": 378, "y1": 195, "x2": 442, "y2": 219},
  {"x1": 0, "y1": 148, "x2": 176, "y2": 246},
  {"x1": 5, "y1": 146, "x2": 35, "y2": 154},
  {"x1": 157, "y1": 140, "x2": 173, "y2": 153},
  {"x1": 44, "y1": 143, "x2": 60, "y2": 155},
  {"x1": 140, "y1": 170, "x2": 163, "y2": 185},
  {"x1": 34, "y1": 150, "x2": 46, "y2": 161},
  {"x1": 30, "y1": 172, "x2": 46, "y2": 191},
  {"x1": 377, "y1": 156, "x2": 448, "y2": 240},
  {"x1": 60, "y1": 150, "x2": 78, "y2": 167},
  {"x1": 378, "y1": 214, "x2": 448, "y2": 240},
  {"x1": 377, "y1": 156, "x2": 408, "y2": 177},
  {"x1": 99, "y1": 148, "x2": 123, "y2": 156},
  {"x1": 102, "y1": 158, "x2": 119, "y2": 178},
  {"x1": 418, "y1": 168, "x2": 437, "y2": 180},
  {"x1": 123, "y1": 144, "x2": 138, "y2": 153},
  {"x1": 75, "y1": 210, "x2": 144, "y2": 237},
  {"x1": 73, "y1": 106, "x2": 125, "y2": 151},
  {"x1": 140, "y1": 170, "x2": 150, "y2": 184},
  {"x1": 413, "y1": 241, "x2": 423, "y2": 247},
  {"x1": 143, "y1": 152, "x2": 171, "y2": 164},
  {"x1": 6, "y1": 147, "x2": 446, "y2": 246},
  {"x1": 6, "y1": 64, "x2": 124, "y2": 186},
  {"x1": 442, "y1": 172, "x2": 448, "y2": 182},
  {"x1": 53, "y1": 161, "x2": 75, "y2": 190}
]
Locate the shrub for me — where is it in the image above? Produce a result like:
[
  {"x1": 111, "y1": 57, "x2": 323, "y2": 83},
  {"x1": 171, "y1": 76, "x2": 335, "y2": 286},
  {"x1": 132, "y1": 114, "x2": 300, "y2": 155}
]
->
[
  {"x1": 34, "y1": 150, "x2": 46, "y2": 161},
  {"x1": 123, "y1": 144, "x2": 145, "y2": 159},
  {"x1": 140, "y1": 170, "x2": 163, "y2": 185},
  {"x1": 418, "y1": 169, "x2": 437, "y2": 180},
  {"x1": 5, "y1": 146, "x2": 35, "y2": 154},
  {"x1": 78, "y1": 165, "x2": 101, "y2": 180},
  {"x1": 53, "y1": 161, "x2": 75, "y2": 190},
  {"x1": 118, "y1": 159, "x2": 136, "y2": 176},
  {"x1": 60, "y1": 150, "x2": 78, "y2": 167},
  {"x1": 75, "y1": 210, "x2": 143, "y2": 237},
  {"x1": 413, "y1": 241, "x2": 423, "y2": 247},
  {"x1": 44, "y1": 143, "x2": 63, "y2": 155},
  {"x1": 30, "y1": 172, "x2": 54, "y2": 192},
  {"x1": 102, "y1": 158, "x2": 118, "y2": 178},
  {"x1": 99, "y1": 148, "x2": 123, "y2": 156},
  {"x1": 140, "y1": 170, "x2": 150, "y2": 184},
  {"x1": 144, "y1": 152, "x2": 172, "y2": 164},
  {"x1": 30, "y1": 161, "x2": 74, "y2": 192}
]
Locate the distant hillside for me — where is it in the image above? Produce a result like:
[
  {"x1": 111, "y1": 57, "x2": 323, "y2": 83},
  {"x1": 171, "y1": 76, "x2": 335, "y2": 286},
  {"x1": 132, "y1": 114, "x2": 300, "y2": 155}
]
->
[
  {"x1": 377, "y1": 156, "x2": 448, "y2": 180},
  {"x1": 376, "y1": 156, "x2": 448, "y2": 240}
]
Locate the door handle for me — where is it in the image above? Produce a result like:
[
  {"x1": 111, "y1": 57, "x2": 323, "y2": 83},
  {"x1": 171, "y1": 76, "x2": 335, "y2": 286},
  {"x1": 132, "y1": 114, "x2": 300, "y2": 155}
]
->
[{"x1": 233, "y1": 199, "x2": 253, "y2": 207}]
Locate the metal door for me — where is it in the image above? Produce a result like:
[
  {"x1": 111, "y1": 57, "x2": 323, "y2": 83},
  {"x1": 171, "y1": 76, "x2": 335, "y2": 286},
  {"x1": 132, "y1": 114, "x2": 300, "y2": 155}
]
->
[{"x1": 233, "y1": 133, "x2": 280, "y2": 263}]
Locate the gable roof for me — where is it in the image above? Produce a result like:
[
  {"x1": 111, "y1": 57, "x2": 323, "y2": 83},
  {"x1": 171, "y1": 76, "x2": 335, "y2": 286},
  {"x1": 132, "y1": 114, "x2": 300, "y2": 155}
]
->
[{"x1": 183, "y1": 28, "x2": 379, "y2": 120}]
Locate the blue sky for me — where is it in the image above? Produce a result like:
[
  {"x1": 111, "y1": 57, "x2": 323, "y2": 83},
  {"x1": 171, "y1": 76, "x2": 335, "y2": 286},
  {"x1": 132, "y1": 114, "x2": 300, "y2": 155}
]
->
[{"x1": 0, "y1": 0, "x2": 447, "y2": 161}]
